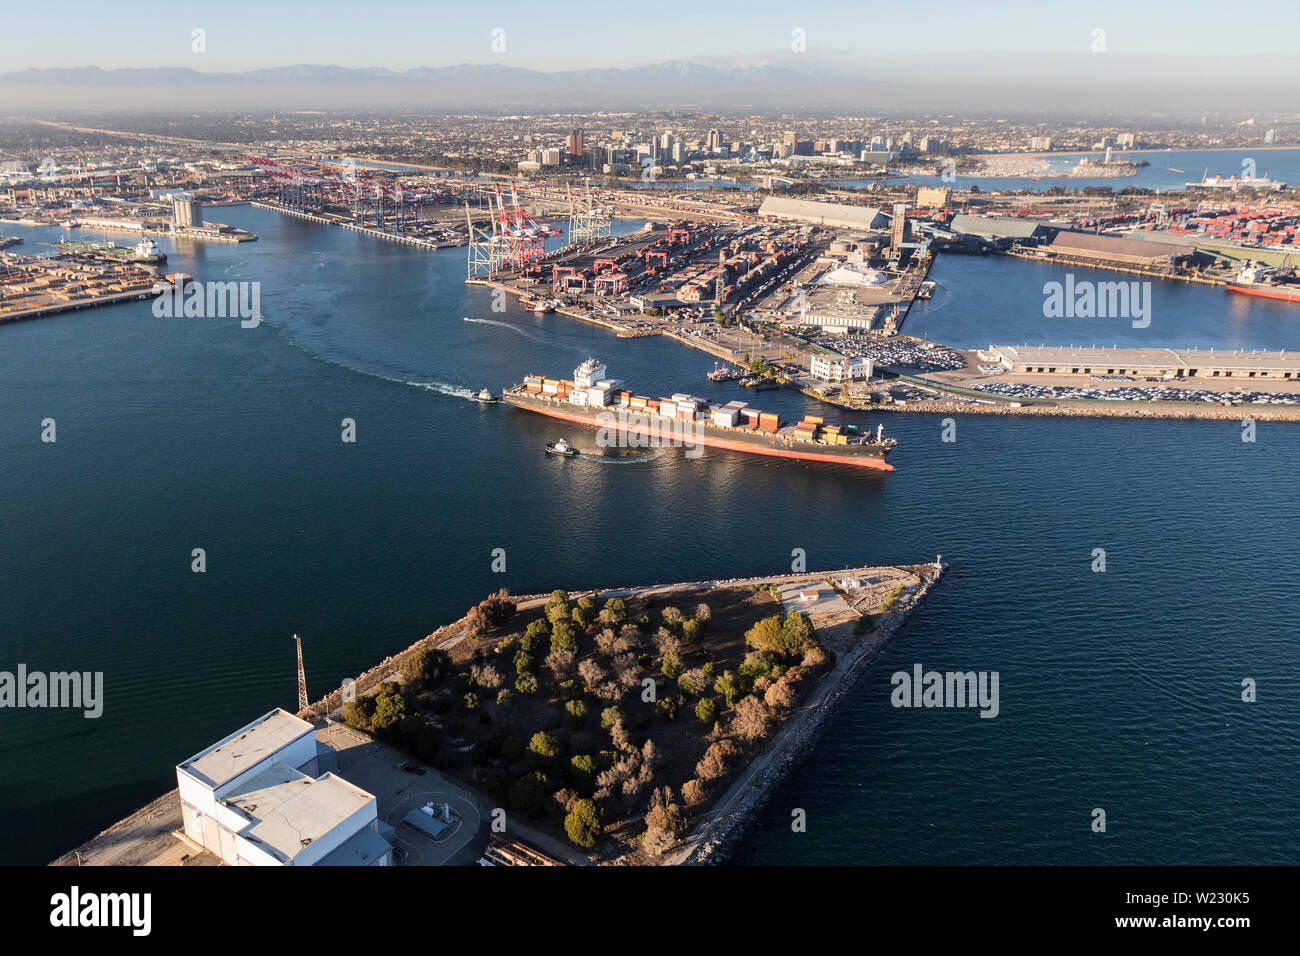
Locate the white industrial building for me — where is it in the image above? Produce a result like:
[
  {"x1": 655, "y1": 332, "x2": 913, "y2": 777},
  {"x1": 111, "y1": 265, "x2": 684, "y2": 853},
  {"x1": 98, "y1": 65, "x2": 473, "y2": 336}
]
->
[
  {"x1": 810, "y1": 354, "x2": 872, "y2": 382},
  {"x1": 176, "y1": 708, "x2": 393, "y2": 866}
]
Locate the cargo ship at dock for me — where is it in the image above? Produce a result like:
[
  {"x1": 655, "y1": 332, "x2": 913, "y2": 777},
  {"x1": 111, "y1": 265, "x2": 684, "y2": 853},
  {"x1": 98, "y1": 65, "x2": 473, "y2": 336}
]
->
[
  {"x1": 1225, "y1": 263, "x2": 1300, "y2": 304},
  {"x1": 54, "y1": 237, "x2": 167, "y2": 264},
  {"x1": 504, "y1": 359, "x2": 897, "y2": 471}
]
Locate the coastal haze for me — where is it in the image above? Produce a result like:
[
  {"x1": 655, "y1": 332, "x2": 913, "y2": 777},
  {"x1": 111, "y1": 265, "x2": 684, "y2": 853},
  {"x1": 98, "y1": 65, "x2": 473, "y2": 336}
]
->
[
  {"x1": 2, "y1": 0, "x2": 1298, "y2": 891},
  {"x1": 5, "y1": 55, "x2": 1300, "y2": 113}
]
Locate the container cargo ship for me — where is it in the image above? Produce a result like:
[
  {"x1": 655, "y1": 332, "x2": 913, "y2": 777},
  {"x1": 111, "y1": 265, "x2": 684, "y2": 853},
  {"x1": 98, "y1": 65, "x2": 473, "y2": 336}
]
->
[{"x1": 504, "y1": 359, "x2": 897, "y2": 471}]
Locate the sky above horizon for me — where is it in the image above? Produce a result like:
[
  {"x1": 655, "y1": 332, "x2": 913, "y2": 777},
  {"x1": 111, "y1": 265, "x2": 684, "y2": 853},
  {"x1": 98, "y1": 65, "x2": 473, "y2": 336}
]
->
[{"x1": 6, "y1": 0, "x2": 1300, "y2": 72}]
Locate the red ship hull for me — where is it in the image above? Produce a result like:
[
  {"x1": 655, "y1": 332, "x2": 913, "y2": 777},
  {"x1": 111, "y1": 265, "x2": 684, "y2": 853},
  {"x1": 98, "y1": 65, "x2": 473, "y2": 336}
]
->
[{"x1": 1226, "y1": 284, "x2": 1300, "y2": 304}]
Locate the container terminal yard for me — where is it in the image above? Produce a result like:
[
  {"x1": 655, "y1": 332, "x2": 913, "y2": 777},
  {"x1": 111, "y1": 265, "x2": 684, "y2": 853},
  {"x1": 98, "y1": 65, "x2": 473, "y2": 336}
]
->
[{"x1": 4, "y1": 127, "x2": 1299, "y2": 418}]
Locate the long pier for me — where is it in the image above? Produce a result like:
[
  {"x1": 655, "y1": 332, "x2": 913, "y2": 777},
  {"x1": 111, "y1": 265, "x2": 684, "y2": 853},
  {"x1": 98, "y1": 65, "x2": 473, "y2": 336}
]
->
[
  {"x1": 252, "y1": 201, "x2": 467, "y2": 248},
  {"x1": 0, "y1": 287, "x2": 162, "y2": 324}
]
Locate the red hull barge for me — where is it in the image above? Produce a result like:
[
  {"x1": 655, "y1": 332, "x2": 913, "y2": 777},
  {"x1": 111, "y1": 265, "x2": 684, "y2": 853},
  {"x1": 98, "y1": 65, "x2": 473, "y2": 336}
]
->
[{"x1": 1226, "y1": 284, "x2": 1300, "y2": 304}]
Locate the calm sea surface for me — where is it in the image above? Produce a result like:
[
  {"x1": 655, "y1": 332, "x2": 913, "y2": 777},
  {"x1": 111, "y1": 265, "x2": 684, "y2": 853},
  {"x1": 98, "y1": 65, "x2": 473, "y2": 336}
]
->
[{"x1": 1, "y1": 206, "x2": 1296, "y2": 864}]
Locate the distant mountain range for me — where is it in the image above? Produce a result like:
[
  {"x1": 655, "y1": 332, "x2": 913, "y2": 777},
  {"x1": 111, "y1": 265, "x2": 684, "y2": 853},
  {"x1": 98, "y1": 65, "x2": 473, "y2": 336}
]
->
[{"x1": 3, "y1": 56, "x2": 1298, "y2": 115}]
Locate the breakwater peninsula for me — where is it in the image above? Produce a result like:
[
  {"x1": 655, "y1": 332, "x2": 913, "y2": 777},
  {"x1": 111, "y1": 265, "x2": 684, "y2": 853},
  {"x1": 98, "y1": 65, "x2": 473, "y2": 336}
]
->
[{"x1": 56, "y1": 561, "x2": 942, "y2": 867}]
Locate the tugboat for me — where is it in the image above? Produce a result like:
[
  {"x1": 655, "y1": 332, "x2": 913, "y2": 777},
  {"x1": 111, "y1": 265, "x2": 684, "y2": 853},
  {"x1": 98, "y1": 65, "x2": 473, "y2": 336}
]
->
[
  {"x1": 706, "y1": 361, "x2": 742, "y2": 382},
  {"x1": 475, "y1": 387, "x2": 498, "y2": 403},
  {"x1": 546, "y1": 438, "x2": 579, "y2": 457}
]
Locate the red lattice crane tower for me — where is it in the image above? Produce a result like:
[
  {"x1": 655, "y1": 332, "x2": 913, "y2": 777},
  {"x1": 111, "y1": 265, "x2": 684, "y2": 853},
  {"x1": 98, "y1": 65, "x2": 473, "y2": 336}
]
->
[
  {"x1": 492, "y1": 183, "x2": 547, "y2": 272},
  {"x1": 293, "y1": 634, "x2": 308, "y2": 713}
]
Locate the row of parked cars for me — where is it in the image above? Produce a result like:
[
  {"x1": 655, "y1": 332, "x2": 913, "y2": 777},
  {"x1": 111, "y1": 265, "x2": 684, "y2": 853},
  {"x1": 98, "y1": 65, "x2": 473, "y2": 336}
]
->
[{"x1": 969, "y1": 380, "x2": 1300, "y2": 405}]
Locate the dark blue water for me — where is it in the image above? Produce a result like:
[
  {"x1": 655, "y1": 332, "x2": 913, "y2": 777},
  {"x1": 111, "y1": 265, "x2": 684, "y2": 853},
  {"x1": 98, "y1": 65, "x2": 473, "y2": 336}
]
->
[
  {"x1": 832, "y1": 147, "x2": 1300, "y2": 193},
  {"x1": 2, "y1": 206, "x2": 1296, "y2": 865},
  {"x1": 906, "y1": 255, "x2": 1300, "y2": 351}
]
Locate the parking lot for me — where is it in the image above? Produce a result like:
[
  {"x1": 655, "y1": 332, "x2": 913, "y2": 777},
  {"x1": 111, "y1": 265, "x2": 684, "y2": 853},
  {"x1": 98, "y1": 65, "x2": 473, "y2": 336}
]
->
[{"x1": 318, "y1": 722, "x2": 490, "y2": 866}]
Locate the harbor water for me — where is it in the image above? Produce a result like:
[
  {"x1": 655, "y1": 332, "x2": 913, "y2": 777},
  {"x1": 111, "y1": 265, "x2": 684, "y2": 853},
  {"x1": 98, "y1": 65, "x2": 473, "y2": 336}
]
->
[{"x1": 1, "y1": 205, "x2": 1296, "y2": 865}]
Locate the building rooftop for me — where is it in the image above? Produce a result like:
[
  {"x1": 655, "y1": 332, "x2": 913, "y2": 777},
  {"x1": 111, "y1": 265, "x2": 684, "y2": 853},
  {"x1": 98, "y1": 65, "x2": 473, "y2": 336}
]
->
[
  {"x1": 991, "y1": 344, "x2": 1300, "y2": 370},
  {"x1": 949, "y1": 214, "x2": 1053, "y2": 239},
  {"x1": 224, "y1": 763, "x2": 375, "y2": 864},
  {"x1": 315, "y1": 825, "x2": 393, "y2": 866},
  {"x1": 759, "y1": 196, "x2": 885, "y2": 230},
  {"x1": 177, "y1": 708, "x2": 314, "y2": 789},
  {"x1": 1046, "y1": 230, "x2": 1195, "y2": 260}
]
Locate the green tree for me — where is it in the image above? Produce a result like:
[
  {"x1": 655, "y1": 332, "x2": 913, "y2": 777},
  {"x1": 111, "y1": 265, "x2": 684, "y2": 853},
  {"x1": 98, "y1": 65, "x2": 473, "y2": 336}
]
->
[
  {"x1": 398, "y1": 715, "x2": 438, "y2": 764},
  {"x1": 342, "y1": 697, "x2": 372, "y2": 731},
  {"x1": 565, "y1": 698, "x2": 589, "y2": 725},
  {"x1": 371, "y1": 692, "x2": 407, "y2": 738},
  {"x1": 564, "y1": 798, "x2": 604, "y2": 849},
  {"x1": 521, "y1": 619, "x2": 550, "y2": 654},
  {"x1": 599, "y1": 597, "x2": 628, "y2": 626},
  {"x1": 515, "y1": 673, "x2": 538, "y2": 695},
  {"x1": 400, "y1": 649, "x2": 435, "y2": 687},
  {"x1": 745, "y1": 615, "x2": 786, "y2": 655},
  {"x1": 574, "y1": 596, "x2": 598, "y2": 629},
  {"x1": 528, "y1": 731, "x2": 563, "y2": 770},
  {"x1": 550, "y1": 620, "x2": 579, "y2": 655},
  {"x1": 510, "y1": 772, "x2": 550, "y2": 820},
  {"x1": 545, "y1": 590, "x2": 570, "y2": 624},
  {"x1": 781, "y1": 610, "x2": 816, "y2": 655},
  {"x1": 713, "y1": 670, "x2": 742, "y2": 707},
  {"x1": 695, "y1": 697, "x2": 718, "y2": 726},
  {"x1": 569, "y1": 754, "x2": 597, "y2": 795}
]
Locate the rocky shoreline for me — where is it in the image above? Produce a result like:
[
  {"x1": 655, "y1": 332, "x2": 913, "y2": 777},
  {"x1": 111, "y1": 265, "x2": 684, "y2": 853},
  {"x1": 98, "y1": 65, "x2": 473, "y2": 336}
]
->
[{"x1": 680, "y1": 563, "x2": 944, "y2": 865}]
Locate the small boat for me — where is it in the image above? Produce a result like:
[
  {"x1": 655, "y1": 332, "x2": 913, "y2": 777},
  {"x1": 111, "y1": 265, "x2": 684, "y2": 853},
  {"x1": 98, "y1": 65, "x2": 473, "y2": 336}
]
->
[
  {"x1": 475, "y1": 387, "x2": 498, "y2": 403},
  {"x1": 546, "y1": 438, "x2": 578, "y2": 457},
  {"x1": 706, "y1": 361, "x2": 742, "y2": 382}
]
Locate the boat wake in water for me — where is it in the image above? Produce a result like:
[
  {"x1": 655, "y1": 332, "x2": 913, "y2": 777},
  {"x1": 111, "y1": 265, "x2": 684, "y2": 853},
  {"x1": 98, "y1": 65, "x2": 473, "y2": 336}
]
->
[
  {"x1": 574, "y1": 449, "x2": 665, "y2": 464},
  {"x1": 264, "y1": 314, "x2": 480, "y2": 400},
  {"x1": 463, "y1": 316, "x2": 543, "y2": 340}
]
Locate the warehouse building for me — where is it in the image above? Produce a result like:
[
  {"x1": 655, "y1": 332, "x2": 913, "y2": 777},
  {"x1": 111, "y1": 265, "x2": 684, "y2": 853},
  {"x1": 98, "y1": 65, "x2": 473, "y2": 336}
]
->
[
  {"x1": 988, "y1": 345, "x2": 1300, "y2": 380},
  {"x1": 176, "y1": 708, "x2": 394, "y2": 866},
  {"x1": 1040, "y1": 231, "x2": 1198, "y2": 268},
  {"x1": 948, "y1": 214, "x2": 1057, "y2": 243},
  {"x1": 758, "y1": 196, "x2": 888, "y2": 230}
]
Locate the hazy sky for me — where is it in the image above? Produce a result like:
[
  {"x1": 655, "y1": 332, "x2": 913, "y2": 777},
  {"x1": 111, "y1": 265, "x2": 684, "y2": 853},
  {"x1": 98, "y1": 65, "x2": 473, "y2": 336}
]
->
[{"x1": 7, "y1": 0, "x2": 1300, "y2": 72}]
